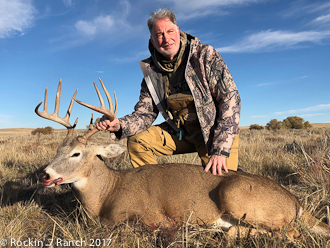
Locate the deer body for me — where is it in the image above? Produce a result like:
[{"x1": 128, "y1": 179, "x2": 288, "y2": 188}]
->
[
  {"x1": 36, "y1": 79, "x2": 330, "y2": 238},
  {"x1": 44, "y1": 136, "x2": 301, "y2": 230},
  {"x1": 92, "y1": 162, "x2": 225, "y2": 226}
]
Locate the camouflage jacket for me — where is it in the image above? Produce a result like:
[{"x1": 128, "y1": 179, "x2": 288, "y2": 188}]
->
[{"x1": 111, "y1": 33, "x2": 240, "y2": 157}]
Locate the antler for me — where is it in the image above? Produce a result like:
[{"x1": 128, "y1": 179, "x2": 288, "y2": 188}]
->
[
  {"x1": 35, "y1": 79, "x2": 78, "y2": 136},
  {"x1": 74, "y1": 78, "x2": 117, "y2": 143}
]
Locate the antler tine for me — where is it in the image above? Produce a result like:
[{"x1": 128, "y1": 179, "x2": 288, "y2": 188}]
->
[
  {"x1": 35, "y1": 79, "x2": 78, "y2": 133},
  {"x1": 74, "y1": 79, "x2": 117, "y2": 122},
  {"x1": 54, "y1": 79, "x2": 62, "y2": 117},
  {"x1": 93, "y1": 81, "x2": 106, "y2": 110},
  {"x1": 77, "y1": 114, "x2": 99, "y2": 144},
  {"x1": 98, "y1": 78, "x2": 118, "y2": 117},
  {"x1": 74, "y1": 79, "x2": 117, "y2": 144},
  {"x1": 64, "y1": 89, "x2": 78, "y2": 122},
  {"x1": 44, "y1": 88, "x2": 48, "y2": 112}
]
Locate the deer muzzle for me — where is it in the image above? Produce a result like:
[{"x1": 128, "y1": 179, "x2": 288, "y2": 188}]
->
[{"x1": 39, "y1": 171, "x2": 63, "y2": 187}]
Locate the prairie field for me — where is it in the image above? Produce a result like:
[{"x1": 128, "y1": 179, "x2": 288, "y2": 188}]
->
[{"x1": 0, "y1": 126, "x2": 330, "y2": 247}]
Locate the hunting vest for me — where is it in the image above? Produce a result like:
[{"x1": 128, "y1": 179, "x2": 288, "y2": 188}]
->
[{"x1": 150, "y1": 32, "x2": 202, "y2": 142}]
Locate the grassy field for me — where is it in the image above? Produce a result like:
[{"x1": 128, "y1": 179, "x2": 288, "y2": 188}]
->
[{"x1": 0, "y1": 126, "x2": 329, "y2": 247}]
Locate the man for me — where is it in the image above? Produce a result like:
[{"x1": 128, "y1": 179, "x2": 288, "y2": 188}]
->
[{"x1": 97, "y1": 8, "x2": 240, "y2": 175}]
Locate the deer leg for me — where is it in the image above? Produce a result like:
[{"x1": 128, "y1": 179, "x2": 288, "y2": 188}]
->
[
  {"x1": 212, "y1": 213, "x2": 239, "y2": 231},
  {"x1": 286, "y1": 227, "x2": 301, "y2": 239}
]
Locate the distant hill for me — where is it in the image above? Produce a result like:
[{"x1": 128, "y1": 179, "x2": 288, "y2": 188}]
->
[
  {"x1": 311, "y1": 123, "x2": 330, "y2": 128},
  {"x1": 241, "y1": 123, "x2": 330, "y2": 130},
  {"x1": 0, "y1": 123, "x2": 329, "y2": 136},
  {"x1": 0, "y1": 128, "x2": 83, "y2": 137}
]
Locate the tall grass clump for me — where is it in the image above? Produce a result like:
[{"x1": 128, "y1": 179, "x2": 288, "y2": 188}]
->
[{"x1": 0, "y1": 127, "x2": 329, "y2": 247}]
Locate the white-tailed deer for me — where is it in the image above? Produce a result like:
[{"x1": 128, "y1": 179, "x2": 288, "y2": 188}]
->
[{"x1": 36, "y1": 79, "x2": 330, "y2": 239}]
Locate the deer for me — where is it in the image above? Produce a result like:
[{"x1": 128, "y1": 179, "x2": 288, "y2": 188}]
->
[{"x1": 36, "y1": 79, "x2": 330, "y2": 240}]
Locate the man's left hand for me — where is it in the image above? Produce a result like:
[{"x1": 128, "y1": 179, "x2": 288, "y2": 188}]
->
[{"x1": 204, "y1": 155, "x2": 228, "y2": 175}]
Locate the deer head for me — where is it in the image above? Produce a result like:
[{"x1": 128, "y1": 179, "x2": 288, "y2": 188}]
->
[{"x1": 36, "y1": 79, "x2": 126, "y2": 188}]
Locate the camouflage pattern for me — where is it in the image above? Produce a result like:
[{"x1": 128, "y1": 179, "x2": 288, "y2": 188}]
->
[{"x1": 111, "y1": 32, "x2": 240, "y2": 157}]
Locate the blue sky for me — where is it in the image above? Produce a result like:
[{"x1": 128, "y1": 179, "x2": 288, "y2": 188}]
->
[{"x1": 0, "y1": 0, "x2": 329, "y2": 129}]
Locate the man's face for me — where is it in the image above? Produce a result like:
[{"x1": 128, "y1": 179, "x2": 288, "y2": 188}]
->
[{"x1": 151, "y1": 17, "x2": 180, "y2": 61}]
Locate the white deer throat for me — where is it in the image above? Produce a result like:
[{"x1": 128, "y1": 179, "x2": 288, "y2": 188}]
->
[{"x1": 73, "y1": 177, "x2": 88, "y2": 189}]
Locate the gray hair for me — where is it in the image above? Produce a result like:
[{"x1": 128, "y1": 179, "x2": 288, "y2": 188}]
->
[{"x1": 147, "y1": 8, "x2": 177, "y2": 33}]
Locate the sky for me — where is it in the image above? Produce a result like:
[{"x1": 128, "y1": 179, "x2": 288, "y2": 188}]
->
[{"x1": 0, "y1": 0, "x2": 329, "y2": 129}]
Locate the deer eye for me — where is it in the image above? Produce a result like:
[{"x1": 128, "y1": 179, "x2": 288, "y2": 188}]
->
[{"x1": 71, "y1": 153, "x2": 80, "y2": 157}]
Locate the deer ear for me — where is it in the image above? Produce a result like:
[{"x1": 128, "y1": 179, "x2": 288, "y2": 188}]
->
[{"x1": 97, "y1": 144, "x2": 127, "y2": 159}]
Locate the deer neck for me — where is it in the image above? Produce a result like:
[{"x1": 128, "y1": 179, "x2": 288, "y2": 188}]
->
[{"x1": 72, "y1": 157, "x2": 118, "y2": 216}]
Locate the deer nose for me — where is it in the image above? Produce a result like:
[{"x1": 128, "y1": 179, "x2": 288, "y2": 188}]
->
[{"x1": 39, "y1": 171, "x2": 50, "y2": 183}]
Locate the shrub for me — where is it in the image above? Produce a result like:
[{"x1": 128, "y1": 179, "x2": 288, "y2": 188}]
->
[
  {"x1": 31, "y1": 126, "x2": 54, "y2": 135},
  {"x1": 282, "y1": 116, "x2": 312, "y2": 129},
  {"x1": 304, "y1": 121, "x2": 312, "y2": 129},
  {"x1": 43, "y1": 126, "x2": 54, "y2": 134},
  {"x1": 281, "y1": 118, "x2": 291, "y2": 129},
  {"x1": 86, "y1": 115, "x2": 101, "y2": 129},
  {"x1": 266, "y1": 119, "x2": 282, "y2": 131},
  {"x1": 249, "y1": 124, "x2": 264, "y2": 130},
  {"x1": 94, "y1": 117, "x2": 101, "y2": 124}
]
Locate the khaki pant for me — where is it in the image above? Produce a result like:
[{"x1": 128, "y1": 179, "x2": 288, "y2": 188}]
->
[{"x1": 127, "y1": 125, "x2": 239, "y2": 171}]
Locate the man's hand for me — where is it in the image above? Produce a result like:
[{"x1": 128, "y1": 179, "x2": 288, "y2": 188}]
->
[
  {"x1": 96, "y1": 115, "x2": 121, "y2": 132},
  {"x1": 204, "y1": 155, "x2": 228, "y2": 175}
]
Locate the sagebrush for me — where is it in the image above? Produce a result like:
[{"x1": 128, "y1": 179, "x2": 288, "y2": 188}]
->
[{"x1": 31, "y1": 126, "x2": 54, "y2": 135}]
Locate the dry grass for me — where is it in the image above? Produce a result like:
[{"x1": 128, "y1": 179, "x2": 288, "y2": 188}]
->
[
  {"x1": 0, "y1": 127, "x2": 330, "y2": 247},
  {"x1": 0, "y1": 129, "x2": 86, "y2": 137}
]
